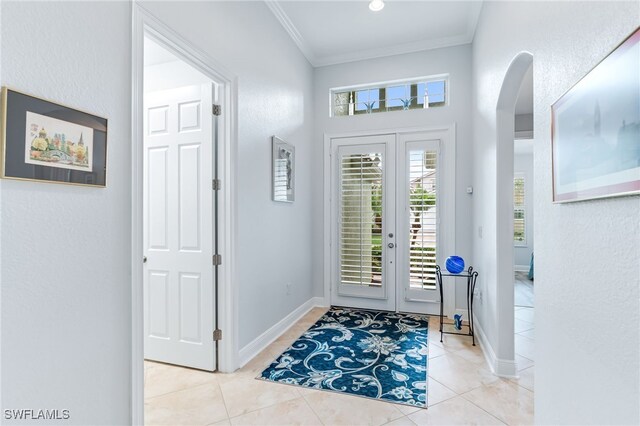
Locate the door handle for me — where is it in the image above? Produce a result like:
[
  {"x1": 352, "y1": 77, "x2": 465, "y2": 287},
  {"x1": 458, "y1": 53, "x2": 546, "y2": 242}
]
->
[
  {"x1": 388, "y1": 243, "x2": 395, "y2": 248},
  {"x1": 143, "y1": 256, "x2": 148, "y2": 264}
]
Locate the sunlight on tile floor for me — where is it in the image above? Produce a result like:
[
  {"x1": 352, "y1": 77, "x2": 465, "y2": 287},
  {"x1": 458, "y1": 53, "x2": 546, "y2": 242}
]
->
[{"x1": 144, "y1": 307, "x2": 534, "y2": 425}]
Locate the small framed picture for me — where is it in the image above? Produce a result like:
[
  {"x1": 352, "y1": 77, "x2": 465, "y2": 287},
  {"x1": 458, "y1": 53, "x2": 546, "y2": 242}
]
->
[
  {"x1": 1, "y1": 87, "x2": 108, "y2": 187},
  {"x1": 272, "y1": 136, "x2": 295, "y2": 202}
]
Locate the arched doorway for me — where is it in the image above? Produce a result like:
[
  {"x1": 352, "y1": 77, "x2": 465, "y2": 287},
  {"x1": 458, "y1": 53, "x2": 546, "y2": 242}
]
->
[{"x1": 495, "y1": 52, "x2": 534, "y2": 374}]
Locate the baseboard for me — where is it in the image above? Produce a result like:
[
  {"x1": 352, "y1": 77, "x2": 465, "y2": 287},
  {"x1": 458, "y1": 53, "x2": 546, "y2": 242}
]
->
[
  {"x1": 472, "y1": 316, "x2": 518, "y2": 378},
  {"x1": 238, "y1": 296, "x2": 326, "y2": 367},
  {"x1": 514, "y1": 265, "x2": 530, "y2": 272}
]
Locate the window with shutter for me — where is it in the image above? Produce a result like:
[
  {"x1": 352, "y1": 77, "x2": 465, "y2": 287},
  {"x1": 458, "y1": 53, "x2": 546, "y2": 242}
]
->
[
  {"x1": 408, "y1": 149, "x2": 437, "y2": 290},
  {"x1": 339, "y1": 152, "x2": 383, "y2": 287},
  {"x1": 514, "y1": 175, "x2": 526, "y2": 245}
]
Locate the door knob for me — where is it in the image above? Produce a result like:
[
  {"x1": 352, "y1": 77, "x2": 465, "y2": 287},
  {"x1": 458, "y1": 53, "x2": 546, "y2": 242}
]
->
[
  {"x1": 388, "y1": 243, "x2": 395, "y2": 248},
  {"x1": 143, "y1": 256, "x2": 148, "y2": 263}
]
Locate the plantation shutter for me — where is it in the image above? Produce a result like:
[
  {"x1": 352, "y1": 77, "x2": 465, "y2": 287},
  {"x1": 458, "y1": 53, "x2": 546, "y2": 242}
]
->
[
  {"x1": 339, "y1": 152, "x2": 383, "y2": 287},
  {"x1": 514, "y1": 176, "x2": 525, "y2": 243},
  {"x1": 408, "y1": 149, "x2": 437, "y2": 290}
]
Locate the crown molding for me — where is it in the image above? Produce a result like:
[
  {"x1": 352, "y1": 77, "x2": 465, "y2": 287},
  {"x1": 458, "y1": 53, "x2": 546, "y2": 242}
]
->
[
  {"x1": 266, "y1": 0, "x2": 484, "y2": 68},
  {"x1": 466, "y1": 1, "x2": 484, "y2": 44},
  {"x1": 264, "y1": 0, "x2": 318, "y2": 66}
]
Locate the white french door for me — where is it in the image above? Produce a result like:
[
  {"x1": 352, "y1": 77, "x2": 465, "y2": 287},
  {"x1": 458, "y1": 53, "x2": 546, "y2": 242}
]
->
[
  {"x1": 330, "y1": 131, "x2": 453, "y2": 315},
  {"x1": 143, "y1": 83, "x2": 216, "y2": 371},
  {"x1": 331, "y1": 135, "x2": 396, "y2": 311}
]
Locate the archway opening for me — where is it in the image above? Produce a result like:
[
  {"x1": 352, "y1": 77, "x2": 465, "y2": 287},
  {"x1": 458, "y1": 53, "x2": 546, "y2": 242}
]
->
[{"x1": 495, "y1": 52, "x2": 534, "y2": 374}]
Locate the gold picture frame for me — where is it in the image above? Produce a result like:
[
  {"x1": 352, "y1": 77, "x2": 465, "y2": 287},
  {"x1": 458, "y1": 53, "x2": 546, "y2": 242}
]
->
[{"x1": 1, "y1": 87, "x2": 108, "y2": 187}]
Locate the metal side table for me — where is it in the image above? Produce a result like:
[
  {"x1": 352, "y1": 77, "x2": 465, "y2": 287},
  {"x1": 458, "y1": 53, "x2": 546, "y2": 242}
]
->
[{"x1": 436, "y1": 265, "x2": 479, "y2": 345}]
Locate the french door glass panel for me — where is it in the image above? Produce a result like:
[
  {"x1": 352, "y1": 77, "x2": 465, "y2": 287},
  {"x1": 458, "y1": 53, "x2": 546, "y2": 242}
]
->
[
  {"x1": 332, "y1": 136, "x2": 395, "y2": 311},
  {"x1": 340, "y1": 151, "x2": 383, "y2": 288},
  {"x1": 397, "y1": 139, "x2": 441, "y2": 314}
]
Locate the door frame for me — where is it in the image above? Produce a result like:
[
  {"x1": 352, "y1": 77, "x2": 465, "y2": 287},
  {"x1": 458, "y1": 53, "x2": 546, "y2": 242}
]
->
[
  {"x1": 323, "y1": 125, "x2": 456, "y2": 316},
  {"x1": 131, "y1": 4, "x2": 239, "y2": 424}
]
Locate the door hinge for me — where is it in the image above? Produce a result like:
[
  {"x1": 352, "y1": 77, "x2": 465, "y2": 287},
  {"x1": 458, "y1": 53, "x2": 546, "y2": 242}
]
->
[
  {"x1": 212, "y1": 104, "x2": 221, "y2": 116},
  {"x1": 212, "y1": 254, "x2": 222, "y2": 266},
  {"x1": 213, "y1": 329, "x2": 222, "y2": 341},
  {"x1": 212, "y1": 179, "x2": 221, "y2": 190}
]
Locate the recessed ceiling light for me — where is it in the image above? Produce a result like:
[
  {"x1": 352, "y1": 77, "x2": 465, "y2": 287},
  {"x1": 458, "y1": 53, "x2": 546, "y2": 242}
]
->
[{"x1": 369, "y1": 0, "x2": 385, "y2": 12}]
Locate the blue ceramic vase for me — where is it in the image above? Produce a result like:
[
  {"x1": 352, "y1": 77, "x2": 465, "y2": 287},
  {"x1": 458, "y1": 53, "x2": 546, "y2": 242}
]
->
[{"x1": 445, "y1": 256, "x2": 465, "y2": 274}]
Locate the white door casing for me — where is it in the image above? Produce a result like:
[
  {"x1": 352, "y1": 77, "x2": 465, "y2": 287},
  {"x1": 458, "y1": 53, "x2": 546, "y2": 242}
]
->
[{"x1": 144, "y1": 83, "x2": 216, "y2": 371}]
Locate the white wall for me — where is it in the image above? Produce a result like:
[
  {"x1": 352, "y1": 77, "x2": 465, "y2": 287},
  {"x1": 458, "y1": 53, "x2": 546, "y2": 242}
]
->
[
  {"x1": 0, "y1": 2, "x2": 132, "y2": 424},
  {"x1": 139, "y1": 1, "x2": 316, "y2": 349},
  {"x1": 514, "y1": 151, "x2": 533, "y2": 270},
  {"x1": 313, "y1": 45, "x2": 474, "y2": 311},
  {"x1": 471, "y1": 1, "x2": 639, "y2": 424}
]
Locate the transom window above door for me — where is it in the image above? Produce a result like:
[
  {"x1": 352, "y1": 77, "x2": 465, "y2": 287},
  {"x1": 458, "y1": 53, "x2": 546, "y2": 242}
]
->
[{"x1": 330, "y1": 75, "x2": 448, "y2": 117}]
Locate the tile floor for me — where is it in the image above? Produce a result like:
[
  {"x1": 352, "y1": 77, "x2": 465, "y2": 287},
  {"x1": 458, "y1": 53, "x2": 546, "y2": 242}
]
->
[
  {"x1": 514, "y1": 271, "x2": 535, "y2": 385},
  {"x1": 144, "y1": 307, "x2": 534, "y2": 425}
]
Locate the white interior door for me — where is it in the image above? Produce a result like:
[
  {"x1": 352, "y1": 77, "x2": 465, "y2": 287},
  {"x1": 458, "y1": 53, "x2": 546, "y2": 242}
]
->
[
  {"x1": 330, "y1": 131, "x2": 453, "y2": 316},
  {"x1": 144, "y1": 83, "x2": 216, "y2": 371}
]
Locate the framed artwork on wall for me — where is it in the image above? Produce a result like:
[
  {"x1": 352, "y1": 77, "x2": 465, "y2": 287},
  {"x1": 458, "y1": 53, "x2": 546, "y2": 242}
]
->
[
  {"x1": 551, "y1": 27, "x2": 640, "y2": 203},
  {"x1": 272, "y1": 136, "x2": 295, "y2": 202},
  {"x1": 1, "y1": 87, "x2": 108, "y2": 187}
]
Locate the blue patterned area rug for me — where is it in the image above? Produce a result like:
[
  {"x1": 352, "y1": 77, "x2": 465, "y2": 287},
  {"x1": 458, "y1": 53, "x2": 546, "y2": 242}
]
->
[{"x1": 258, "y1": 307, "x2": 429, "y2": 408}]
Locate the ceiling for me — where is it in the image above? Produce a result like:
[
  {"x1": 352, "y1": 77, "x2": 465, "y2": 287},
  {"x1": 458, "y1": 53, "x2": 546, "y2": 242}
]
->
[{"x1": 267, "y1": 0, "x2": 484, "y2": 67}]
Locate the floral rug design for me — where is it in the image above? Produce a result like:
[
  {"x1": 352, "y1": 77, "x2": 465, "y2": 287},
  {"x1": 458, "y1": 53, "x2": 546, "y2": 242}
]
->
[{"x1": 258, "y1": 307, "x2": 429, "y2": 407}]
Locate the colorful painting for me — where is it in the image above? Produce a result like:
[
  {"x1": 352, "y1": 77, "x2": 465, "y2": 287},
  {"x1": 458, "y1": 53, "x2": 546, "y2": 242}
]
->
[
  {"x1": 552, "y1": 27, "x2": 640, "y2": 202},
  {"x1": 24, "y1": 111, "x2": 94, "y2": 172}
]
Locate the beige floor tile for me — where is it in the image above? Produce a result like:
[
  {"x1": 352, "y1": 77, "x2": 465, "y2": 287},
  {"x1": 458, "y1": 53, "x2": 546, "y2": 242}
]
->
[
  {"x1": 428, "y1": 353, "x2": 499, "y2": 394},
  {"x1": 302, "y1": 390, "x2": 404, "y2": 426},
  {"x1": 231, "y1": 346, "x2": 282, "y2": 380},
  {"x1": 429, "y1": 332, "x2": 476, "y2": 351},
  {"x1": 515, "y1": 308, "x2": 534, "y2": 323},
  {"x1": 145, "y1": 363, "x2": 217, "y2": 400},
  {"x1": 294, "y1": 386, "x2": 320, "y2": 398},
  {"x1": 427, "y1": 341, "x2": 447, "y2": 359},
  {"x1": 408, "y1": 396, "x2": 505, "y2": 425},
  {"x1": 208, "y1": 420, "x2": 231, "y2": 426},
  {"x1": 383, "y1": 416, "x2": 417, "y2": 426},
  {"x1": 514, "y1": 318, "x2": 535, "y2": 333},
  {"x1": 510, "y1": 366, "x2": 534, "y2": 392},
  {"x1": 395, "y1": 404, "x2": 422, "y2": 416},
  {"x1": 229, "y1": 397, "x2": 322, "y2": 426},
  {"x1": 515, "y1": 354, "x2": 534, "y2": 371},
  {"x1": 267, "y1": 333, "x2": 302, "y2": 356},
  {"x1": 462, "y1": 380, "x2": 534, "y2": 425},
  {"x1": 451, "y1": 345, "x2": 486, "y2": 365},
  {"x1": 219, "y1": 377, "x2": 300, "y2": 418},
  {"x1": 518, "y1": 329, "x2": 535, "y2": 340},
  {"x1": 145, "y1": 383, "x2": 228, "y2": 426},
  {"x1": 427, "y1": 378, "x2": 457, "y2": 406},
  {"x1": 514, "y1": 334, "x2": 535, "y2": 361}
]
